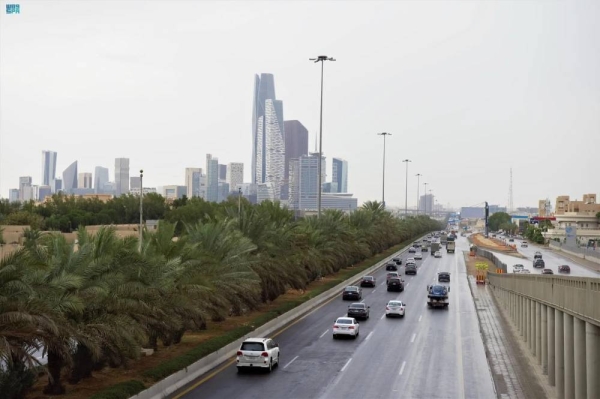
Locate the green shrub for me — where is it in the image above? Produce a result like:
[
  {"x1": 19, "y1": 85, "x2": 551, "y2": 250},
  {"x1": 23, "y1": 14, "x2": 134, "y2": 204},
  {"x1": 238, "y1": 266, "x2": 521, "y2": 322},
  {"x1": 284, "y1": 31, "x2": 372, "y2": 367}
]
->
[
  {"x1": 0, "y1": 362, "x2": 37, "y2": 399},
  {"x1": 89, "y1": 380, "x2": 146, "y2": 399}
]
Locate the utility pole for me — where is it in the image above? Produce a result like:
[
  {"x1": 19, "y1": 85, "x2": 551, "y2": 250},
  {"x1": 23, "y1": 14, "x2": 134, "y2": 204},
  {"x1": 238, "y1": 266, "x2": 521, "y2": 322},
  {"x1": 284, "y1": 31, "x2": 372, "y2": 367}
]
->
[
  {"x1": 138, "y1": 169, "x2": 143, "y2": 253},
  {"x1": 415, "y1": 173, "x2": 421, "y2": 214},
  {"x1": 402, "y1": 159, "x2": 411, "y2": 217},
  {"x1": 377, "y1": 132, "x2": 392, "y2": 207}
]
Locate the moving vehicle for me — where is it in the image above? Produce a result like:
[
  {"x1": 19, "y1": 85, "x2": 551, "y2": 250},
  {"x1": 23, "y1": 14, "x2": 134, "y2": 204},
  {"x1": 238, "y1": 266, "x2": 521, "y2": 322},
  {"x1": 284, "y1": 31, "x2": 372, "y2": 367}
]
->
[
  {"x1": 521, "y1": 242, "x2": 528, "y2": 248},
  {"x1": 558, "y1": 265, "x2": 571, "y2": 273},
  {"x1": 542, "y1": 269, "x2": 554, "y2": 275},
  {"x1": 405, "y1": 264, "x2": 417, "y2": 275},
  {"x1": 513, "y1": 264, "x2": 524, "y2": 273},
  {"x1": 347, "y1": 303, "x2": 370, "y2": 319},
  {"x1": 438, "y1": 272, "x2": 450, "y2": 282},
  {"x1": 533, "y1": 259, "x2": 545, "y2": 268},
  {"x1": 446, "y1": 241, "x2": 456, "y2": 253},
  {"x1": 387, "y1": 277, "x2": 405, "y2": 292},
  {"x1": 332, "y1": 317, "x2": 359, "y2": 339},
  {"x1": 534, "y1": 251, "x2": 543, "y2": 259},
  {"x1": 414, "y1": 252, "x2": 423, "y2": 260},
  {"x1": 427, "y1": 284, "x2": 450, "y2": 308},
  {"x1": 387, "y1": 272, "x2": 400, "y2": 283},
  {"x1": 392, "y1": 257, "x2": 402, "y2": 265},
  {"x1": 385, "y1": 300, "x2": 406, "y2": 317},
  {"x1": 408, "y1": 247, "x2": 417, "y2": 253},
  {"x1": 406, "y1": 257, "x2": 416, "y2": 264},
  {"x1": 421, "y1": 246, "x2": 429, "y2": 252},
  {"x1": 342, "y1": 286, "x2": 362, "y2": 300},
  {"x1": 434, "y1": 251, "x2": 442, "y2": 258},
  {"x1": 360, "y1": 276, "x2": 376, "y2": 287},
  {"x1": 236, "y1": 338, "x2": 280, "y2": 372},
  {"x1": 386, "y1": 262, "x2": 398, "y2": 271},
  {"x1": 521, "y1": 269, "x2": 531, "y2": 274},
  {"x1": 430, "y1": 242, "x2": 441, "y2": 254},
  {"x1": 440, "y1": 232, "x2": 448, "y2": 245}
]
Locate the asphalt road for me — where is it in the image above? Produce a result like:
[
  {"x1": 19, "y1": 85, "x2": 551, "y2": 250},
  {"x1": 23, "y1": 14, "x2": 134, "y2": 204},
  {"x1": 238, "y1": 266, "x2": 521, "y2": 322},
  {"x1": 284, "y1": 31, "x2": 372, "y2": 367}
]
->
[
  {"x1": 172, "y1": 236, "x2": 496, "y2": 399},
  {"x1": 489, "y1": 240, "x2": 599, "y2": 277}
]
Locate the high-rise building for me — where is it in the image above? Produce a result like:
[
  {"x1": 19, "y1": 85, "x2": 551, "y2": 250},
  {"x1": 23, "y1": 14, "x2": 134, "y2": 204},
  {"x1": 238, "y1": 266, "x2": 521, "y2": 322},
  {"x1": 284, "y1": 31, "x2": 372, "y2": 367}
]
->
[
  {"x1": 52, "y1": 178, "x2": 62, "y2": 193},
  {"x1": 252, "y1": 73, "x2": 284, "y2": 190},
  {"x1": 218, "y1": 182, "x2": 230, "y2": 203},
  {"x1": 185, "y1": 167, "x2": 203, "y2": 198},
  {"x1": 18, "y1": 176, "x2": 32, "y2": 201},
  {"x1": 206, "y1": 154, "x2": 219, "y2": 202},
  {"x1": 226, "y1": 163, "x2": 244, "y2": 193},
  {"x1": 115, "y1": 158, "x2": 130, "y2": 197},
  {"x1": 94, "y1": 166, "x2": 109, "y2": 193},
  {"x1": 163, "y1": 185, "x2": 187, "y2": 200},
  {"x1": 41, "y1": 150, "x2": 57, "y2": 187},
  {"x1": 9, "y1": 189, "x2": 19, "y2": 203},
  {"x1": 282, "y1": 120, "x2": 308, "y2": 200},
  {"x1": 62, "y1": 161, "x2": 78, "y2": 193},
  {"x1": 38, "y1": 185, "x2": 52, "y2": 202},
  {"x1": 130, "y1": 176, "x2": 141, "y2": 190},
  {"x1": 419, "y1": 194, "x2": 435, "y2": 214},
  {"x1": 78, "y1": 173, "x2": 92, "y2": 189},
  {"x1": 218, "y1": 164, "x2": 227, "y2": 181},
  {"x1": 332, "y1": 158, "x2": 348, "y2": 193}
]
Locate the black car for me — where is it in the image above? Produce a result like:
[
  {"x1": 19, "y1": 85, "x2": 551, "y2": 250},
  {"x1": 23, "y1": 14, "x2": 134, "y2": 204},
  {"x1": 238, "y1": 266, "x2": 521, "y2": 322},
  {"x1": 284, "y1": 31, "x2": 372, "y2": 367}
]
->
[
  {"x1": 393, "y1": 257, "x2": 403, "y2": 265},
  {"x1": 342, "y1": 286, "x2": 362, "y2": 300},
  {"x1": 387, "y1": 278, "x2": 404, "y2": 292},
  {"x1": 534, "y1": 252, "x2": 543, "y2": 259},
  {"x1": 533, "y1": 259, "x2": 545, "y2": 268},
  {"x1": 558, "y1": 265, "x2": 571, "y2": 273},
  {"x1": 405, "y1": 264, "x2": 417, "y2": 275},
  {"x1": 360, "y1": 276, "x2": 377, "y2": 287},
  {"x1": 347, "y1": 303, "x2": 370, "y2": 319},
  {"x1": 386, "y1": 263, "x2": 398, "y2": 271},
  {"x1": 438, "y1": 272, "x2": 450, "y2": 282}
]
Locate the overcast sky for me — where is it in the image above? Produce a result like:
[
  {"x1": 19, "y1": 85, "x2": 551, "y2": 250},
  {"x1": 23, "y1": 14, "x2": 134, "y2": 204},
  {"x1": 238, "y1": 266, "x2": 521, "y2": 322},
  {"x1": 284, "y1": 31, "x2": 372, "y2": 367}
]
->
[{"x1": 1, "y1": 0, "x2": 598, "y2": 210}]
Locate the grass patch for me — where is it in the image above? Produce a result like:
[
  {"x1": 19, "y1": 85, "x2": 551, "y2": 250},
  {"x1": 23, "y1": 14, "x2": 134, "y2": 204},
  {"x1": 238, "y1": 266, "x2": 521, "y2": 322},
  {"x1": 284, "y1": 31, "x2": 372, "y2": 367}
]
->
[{"x1": 89, "y1": 380, "x2": 146, "y2": 399}]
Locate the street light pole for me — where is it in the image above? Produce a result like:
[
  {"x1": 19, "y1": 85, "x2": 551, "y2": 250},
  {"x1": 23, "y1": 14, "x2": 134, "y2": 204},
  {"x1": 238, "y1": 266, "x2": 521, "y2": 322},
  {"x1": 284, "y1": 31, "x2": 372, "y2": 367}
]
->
[
  {"x1": 377, "y1": 132, "x2": 392, "y2": 207},
  {"x1": 309, "y1": 55, "x2": 335, "y2": 218},
  {"x1": 238, "y1": 187, "x2": 242, "y2": 217},
  {"x1": 402, "y1": 159, "x2": 411, "y2": 217},
  {"x1": 429, "y1": 189, "x2": 434, "y2": 216},
  {"x1": 423, "y1": 182, "x2": 428, "y2": 215},
  {"x1": 415, "y1": 173, "x2": 421, "y2": 214},
  {"x1": 139, "y1": 169, "x2": 143, "y2": 253}
]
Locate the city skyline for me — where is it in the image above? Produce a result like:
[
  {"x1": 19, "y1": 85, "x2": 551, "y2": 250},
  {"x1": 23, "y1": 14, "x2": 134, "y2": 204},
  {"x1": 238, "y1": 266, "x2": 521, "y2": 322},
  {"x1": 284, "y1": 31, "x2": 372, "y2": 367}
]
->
[{"x1": 1, "y1": 2, "x2": 597, "y2": 208}]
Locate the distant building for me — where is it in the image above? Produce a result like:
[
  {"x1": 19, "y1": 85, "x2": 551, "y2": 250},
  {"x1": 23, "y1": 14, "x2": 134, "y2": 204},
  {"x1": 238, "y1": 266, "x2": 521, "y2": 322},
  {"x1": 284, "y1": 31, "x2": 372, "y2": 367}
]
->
[
  {"x1": 420, "y1": 194, "x2": 435, "y2": 214},
  {"x1": 226, "y1": 163, "x2": 244, "y2": 193},
  {"x1": 8, "y1": 189, "x2": 19, "y2": 203},
  {"x1": 218, "y1": 164, "x2": 227, "y2": 181},
  {"x1": 62, "y1": 161, "x2": 78, "y2": 193},
  {"x1": 94, "y1": 166, "x2": 109, "y2": 194},
  {"x1": 332, "y1": 158, "x2": 348, "y2": 193},
  {"x1": 78, "y1": 173, "x2": 92, "y2": 189},
  {"x1": 282, "y1": 120, "x2": 308, "y2": 199},
  {"x1": 185, "y1": 168, "x2": 202, "y2": 198},
  {"x1": 130, "y1": 187, "x2": 157, "y2": 196},
  {"x1": 206, "y1": 154, "x2": 219, "y2": 202},
  {"x1": 41, "y1": 150, "x2": 57, "y2": 187},
  {"x1": 18, "y1": 176, "x2": 32, "y2": 201},
  {"x1": 38, "y1": 185, "x2": 52, "y2": 202},
  {"x1": 218, "y1": 182, "x2": 230, "y2": 202},
  {"x1": 115, "y1": 158, "x2": 130, "y2": 197},
  {"x1": 52, "y1": 178, "x2": 62, "y2": 193},
  {"x1": 130, "y1": 176, "x2": 141, "y2": 190},
  {"x1": 163, "y1": 185, "x2": 187, "y2": 200}
]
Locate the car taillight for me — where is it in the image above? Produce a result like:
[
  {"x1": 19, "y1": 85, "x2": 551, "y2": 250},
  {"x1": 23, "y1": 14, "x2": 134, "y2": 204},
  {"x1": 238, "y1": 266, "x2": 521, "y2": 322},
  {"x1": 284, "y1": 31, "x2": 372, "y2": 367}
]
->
[
  {"x1": 386, "y1": 306, "x2": 390, "y2": 310},
  {"x1": 261, "y1": 352, "x2": 269, "y2": 357},
  {"x1": 333, "y1": 325, "x2": 339, "y2": 329},
  {"x1": 348, "y1": 326, "x2": 355, "y2": 329},
  {"x1": 236, "y1": 351, "x2": 242, "y2": 356}
]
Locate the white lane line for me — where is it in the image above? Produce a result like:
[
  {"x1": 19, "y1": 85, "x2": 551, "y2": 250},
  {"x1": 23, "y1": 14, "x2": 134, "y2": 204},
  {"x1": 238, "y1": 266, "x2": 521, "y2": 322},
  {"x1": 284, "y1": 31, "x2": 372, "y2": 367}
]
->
[
  {"x1": 399, "y1": 361, "x2": 407, "y2": 375},
  {"x1": 406, "y1": 282, "x2": 410, "y2": 287},
  {"x1": 455, "y1": 253, "x2": 466, "y2": 399},
  {"x1": 365, "y1": 331, "x2": 374, "y2": 341},
  {"x1": 381, "y1": 314, "x2": 386, "y2": 320},
  {"x1": 410, "y1": 333, "x2": 416, "y2": 343},
  {"x1": 372, "y1": 289, "x2": 377, "y2": 293},
  {"x1": 283, "y1": 355, "x2": 299, "y2": 369},
  {"x1": 341, "y1": 358, "x2": 352, "y2": 372},
  {"x1": 381, "y1": 281, "x2": 386, "y2": 286},
  {"x1": 418, "y1": 315, "x2": 422, "y2": 322},
  {"x1": 319, "y1": 329, "x2": 329, "y2": 339}
]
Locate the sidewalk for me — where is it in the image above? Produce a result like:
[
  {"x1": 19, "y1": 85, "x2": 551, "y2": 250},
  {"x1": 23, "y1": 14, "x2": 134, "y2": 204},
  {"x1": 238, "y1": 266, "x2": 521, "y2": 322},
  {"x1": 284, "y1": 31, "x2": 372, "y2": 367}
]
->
[{"x1": 467, "y1": 275, "x2": 555, "y2": 399}]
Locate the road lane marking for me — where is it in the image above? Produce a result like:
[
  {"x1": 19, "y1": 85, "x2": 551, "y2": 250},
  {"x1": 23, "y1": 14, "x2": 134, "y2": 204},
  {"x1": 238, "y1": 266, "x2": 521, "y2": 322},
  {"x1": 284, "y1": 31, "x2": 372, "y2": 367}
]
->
[
  {"x1": 382, "y1": 281, "x2": 386, "y2": 286},
  {"x1": 283, "y1": 355, "x2": 299, "y2": 369},
  {"x1": 418, "y1": 315, "x2": 422, "y2": 322},
  {"x1": 341, "y1": 358, "x2": 352, "y2": 372},
  {"x1": 399, "y1": 361, "x2": 406, "y2": 375},
  {"x1": 455, "y1": 253, "x2": 466, "y2": 399},
  {"x1": 381, "y1": 314, "x2": 386, "y2": 320},
  {"x1": 406, "y1": 282, "x2": 410, "y2": 286},
  {"x1": 410, "y1": 333, "x2": 416, "y2": 343},
  {"x1": 319, "y1": 329, "x2": 329, "y2": 338},
  {"x1": 372, "y1": 289, "x2": 377, "y2": 293},
  {"x1": 365, "y1": 331, "x2": 373, "y2": 341}
]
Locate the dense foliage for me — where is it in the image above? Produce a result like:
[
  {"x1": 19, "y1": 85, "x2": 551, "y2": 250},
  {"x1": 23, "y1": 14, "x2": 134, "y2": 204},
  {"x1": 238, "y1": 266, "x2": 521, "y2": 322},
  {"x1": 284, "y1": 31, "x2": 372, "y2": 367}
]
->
[{"x1": 0, "y1": 198, "x2": 441, "y2": 397}]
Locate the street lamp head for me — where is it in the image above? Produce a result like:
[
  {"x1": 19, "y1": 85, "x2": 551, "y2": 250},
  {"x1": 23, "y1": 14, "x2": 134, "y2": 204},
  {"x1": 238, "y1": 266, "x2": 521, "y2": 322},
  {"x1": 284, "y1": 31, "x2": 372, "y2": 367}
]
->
[
  {"x1": 402, "y1": 159, "x2": 411, "y2": 163},
  {"x1": 310, "y1": 55, "x2": 335, "y2": 62},
  {"x1": 377, "y1": 132, "x2": 392, "y2": 136}
]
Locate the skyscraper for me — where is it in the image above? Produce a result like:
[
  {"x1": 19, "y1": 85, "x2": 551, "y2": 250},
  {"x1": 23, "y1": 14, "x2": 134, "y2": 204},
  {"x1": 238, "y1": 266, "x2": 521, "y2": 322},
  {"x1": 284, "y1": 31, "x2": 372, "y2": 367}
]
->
[
  {"x1": 115, "y1": 158, "x2": 130, "y2": 197},
  {"x1": 252, "y1": 73, "x2": 284, "y2": 191},
  {"x1": 19, "y1": 176, "x2": 32, "y2": 201},
  {"x1": 185, "y1": 167, "x2": 202, "y2": 198},
  {"x1": 218, "y1": 164, "x2": 227, "y2": 181},
  {"x1": 332, "y1": 158, "x2": 348, "y2": 193},
  {"x1": 62, "y1": 161, "x2": 78, "y2": 193},
  {"x1": 282, "y1": 120, "x2": 308, "y2": 200},
  {"x1": 94, "y1": 166, "x2": 109, "y2": 193},
  {"x1": 41, "y1": 150, "x2": 57, "y2": 187},
  {"x1": 130, "y1": 176, "x2": 141, "y2": 190},
  {"x1": 78, "y1": 173, "x2": 92, "y2": 189},
  {"x1": 206, "y1": 154, "x2": 219, "y2": 202},
  {"x1": 226, "y1": 163, "x2": 244, "y2": 192}
]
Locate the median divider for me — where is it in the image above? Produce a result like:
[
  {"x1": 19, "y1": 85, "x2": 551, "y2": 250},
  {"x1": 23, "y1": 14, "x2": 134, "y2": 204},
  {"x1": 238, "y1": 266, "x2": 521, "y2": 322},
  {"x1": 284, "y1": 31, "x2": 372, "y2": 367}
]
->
[{"x1": 131, "y1": 241, "x2": 418, "y2": 399}]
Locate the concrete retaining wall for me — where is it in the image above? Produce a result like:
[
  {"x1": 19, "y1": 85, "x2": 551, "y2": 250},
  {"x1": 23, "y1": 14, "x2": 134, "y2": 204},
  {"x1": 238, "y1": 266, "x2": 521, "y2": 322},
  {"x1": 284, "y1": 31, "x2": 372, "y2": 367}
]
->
[{"x1": 131, "y1": 242, "x2": 415, "y2": 399}]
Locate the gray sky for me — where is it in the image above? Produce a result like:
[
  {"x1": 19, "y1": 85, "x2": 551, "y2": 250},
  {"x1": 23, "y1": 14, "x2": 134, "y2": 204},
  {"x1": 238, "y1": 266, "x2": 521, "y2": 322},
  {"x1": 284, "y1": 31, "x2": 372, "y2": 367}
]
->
[{"x1": 1, "y1": 0, "x2": 598, "y2": 210}]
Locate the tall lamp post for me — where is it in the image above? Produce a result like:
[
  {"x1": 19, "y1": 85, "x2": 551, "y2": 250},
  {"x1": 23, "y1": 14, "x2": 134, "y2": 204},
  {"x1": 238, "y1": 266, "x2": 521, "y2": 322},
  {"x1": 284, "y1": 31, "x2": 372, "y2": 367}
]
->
[
  {"x1": 377, "y1": 132, "x2": 392, "y2": 207},
  {"x1": 423, "y1": 182, "x2": 428, "y2": 215},
  {"x1": 238, "y1": 187, "x2": 242, "y2": 217},
  {"x1": 415, "y1": 173, "x2": 421, "y2": 214},
  {"x1": 429, "y1": 189, "x2": 434, "y2": 216},
  {"x1": 309, "y1": 55, "x2": 335, "y2": 218},
  {"x1": 138, "y1": 169, "x2": 143, "y2": 253},
  {"x1": 402, "y1": 159, "x2": 411, "y2": 217}
]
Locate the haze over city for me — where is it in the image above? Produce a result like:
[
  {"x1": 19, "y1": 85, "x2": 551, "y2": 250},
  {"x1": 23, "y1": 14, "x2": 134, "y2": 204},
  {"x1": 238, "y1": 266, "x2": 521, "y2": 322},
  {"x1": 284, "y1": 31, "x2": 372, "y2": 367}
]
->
[{"x1": 1, "y1": 1, "x2": 598, "y2": 208}]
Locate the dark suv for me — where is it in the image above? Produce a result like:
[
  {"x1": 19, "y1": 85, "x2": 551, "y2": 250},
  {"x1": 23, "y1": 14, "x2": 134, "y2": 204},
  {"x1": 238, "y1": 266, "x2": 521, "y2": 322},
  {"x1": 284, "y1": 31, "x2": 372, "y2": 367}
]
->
[
  {"x1": 347, "y1": 303, "x2": 370, "y2": 319},
  {"x1": 360, "y1": 276, "x2": 376, "y2": 287},
  {"x1": 533, "y1": 259, "x2": 545, "y2": 268},
  {"x1": 392, "y1": 257, "x2": 403, "y2": 265},
  {"x1": 386, "y1": 262, "x2": 398, "y2": 271},
  {"x1": 558, "y1": 265, "x2": 570, "y2": 273},
  {"x1": 387, "y1": 278, "x2": 404, "y2": 292},
  {"x1": 438, "y1": 272, "x2": 450, "y2": 282},
  {"x1": 405, "y1": 264, "x2": 417, "y2": 275},
  {"x1": 534, "y1": 251, "x2": 543, "y2": 259},
  {"x1": 342, "y1": 286, "x2": 362, "y2": 300}
]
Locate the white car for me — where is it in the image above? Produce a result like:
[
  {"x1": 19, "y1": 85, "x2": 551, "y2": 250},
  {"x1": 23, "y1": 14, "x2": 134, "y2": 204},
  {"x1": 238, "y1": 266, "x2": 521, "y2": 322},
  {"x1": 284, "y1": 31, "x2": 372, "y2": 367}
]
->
[
  {"x1": 385, "y1": 300, "x2": 406, "y2": 318},
  {"x1": 513, "y1": 264, "x2": 524, "y2": 273},
  {"x1": 333, "y1": 317, "x2": 360, "y2": 339},
  {"x1": 236, "y1": 338, "x2": 280, "y2": 372},
  {"x1": 406, "y1": 257, "x2": 416, "y2": 264},
  {"x1": 434, "y1": 251, "x2": 442, "y2": 258},
  {"x1": 521, "y1": 269, "x2": 531, "y2": 274},
  {"x1": 414, "y1": 252, "x2": 423, "y2": 260}
]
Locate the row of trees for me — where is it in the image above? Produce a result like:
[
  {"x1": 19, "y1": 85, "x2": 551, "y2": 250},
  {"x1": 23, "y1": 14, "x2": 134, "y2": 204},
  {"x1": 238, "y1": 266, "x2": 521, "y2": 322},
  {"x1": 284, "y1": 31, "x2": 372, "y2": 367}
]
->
[{"x1": 0, "y1": 199, "x2": 441, "y2": 398}]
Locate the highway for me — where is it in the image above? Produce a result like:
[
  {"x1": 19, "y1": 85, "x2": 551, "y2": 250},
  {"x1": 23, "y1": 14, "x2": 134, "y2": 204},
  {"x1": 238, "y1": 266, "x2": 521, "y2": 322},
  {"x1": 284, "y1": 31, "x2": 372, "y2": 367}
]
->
[
  {"x1": 172, "y1": 236, "x2": 496, "y2": 399},
  {"x1": 488, "y1": 239, "x2": 599, "y2": 277}
]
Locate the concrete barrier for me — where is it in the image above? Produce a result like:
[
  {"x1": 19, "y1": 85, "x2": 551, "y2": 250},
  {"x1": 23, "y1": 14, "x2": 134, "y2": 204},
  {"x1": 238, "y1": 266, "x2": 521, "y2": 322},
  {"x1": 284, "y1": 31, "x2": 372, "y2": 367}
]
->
[{"x1": 131, "y1": 241, "x2": 417, "y2": 399}]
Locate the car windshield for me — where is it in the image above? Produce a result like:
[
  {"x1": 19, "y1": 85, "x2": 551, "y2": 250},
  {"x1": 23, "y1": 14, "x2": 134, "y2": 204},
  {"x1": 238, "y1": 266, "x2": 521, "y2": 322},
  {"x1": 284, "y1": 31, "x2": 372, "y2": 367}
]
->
[
  {"x1": 336, "y1": 319, "x2": 352, "y2": 324},
  {"x1": 363, "y1": 276, "x2": 373, "y2": 280},
  {"x1": 241, "y1": 342, "x2": 265, "y2": 351},
  {"x1": 388, "y1": 301, "x2": 402, "y2": 306},
  {"x1": 349, "y1": 304, "x2": 365, "y2": 309},
  {"x1": 431, "y1": 285, "x2": 447, "y2": 294},
  {"x1": 345, "y1": 287, "x2": 358, "y2": 292},
  {"x1": 439, "y1": 273, "x2": 449, "y2": 277}
]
